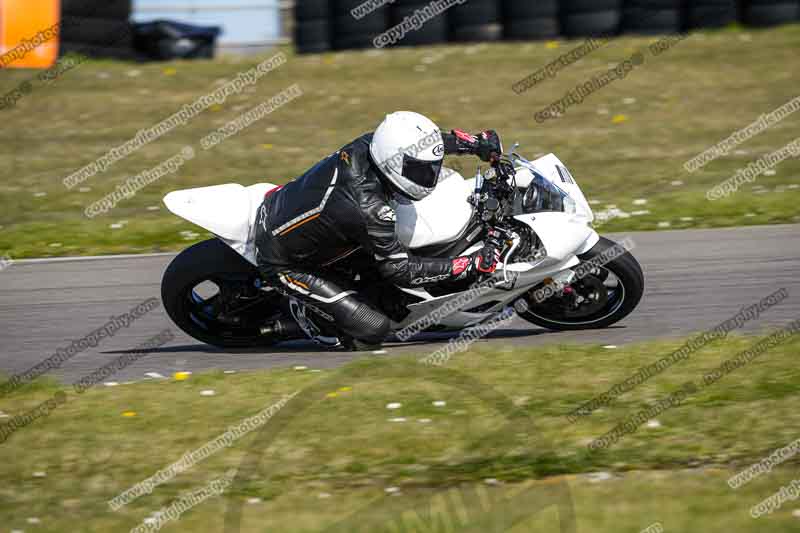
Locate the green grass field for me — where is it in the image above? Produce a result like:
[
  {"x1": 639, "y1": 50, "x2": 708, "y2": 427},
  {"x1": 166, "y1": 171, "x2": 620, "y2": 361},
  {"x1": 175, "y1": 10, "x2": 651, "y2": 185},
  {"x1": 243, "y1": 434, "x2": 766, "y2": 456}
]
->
[
  {"x1": 0, "y1": 25, "x2": 799, "y2": 258},
  {"x1": 1, "y1": 332, "x2": 799, "y2": 531}
]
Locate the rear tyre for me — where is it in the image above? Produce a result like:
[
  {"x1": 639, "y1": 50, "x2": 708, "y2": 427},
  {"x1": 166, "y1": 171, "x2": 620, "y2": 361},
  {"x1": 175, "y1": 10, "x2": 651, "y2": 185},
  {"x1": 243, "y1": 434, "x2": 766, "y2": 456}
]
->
[
  {"x1": 517, "y1": 237, "x2": 644, "y2": 331},
  {"x1": 161, "y1": 239, "x2": 284, "y2": 348}
]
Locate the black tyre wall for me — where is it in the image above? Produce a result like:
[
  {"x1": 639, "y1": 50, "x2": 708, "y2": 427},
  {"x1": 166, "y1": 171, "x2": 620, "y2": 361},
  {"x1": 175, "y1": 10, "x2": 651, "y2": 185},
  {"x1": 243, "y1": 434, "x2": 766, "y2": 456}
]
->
[
  {"x1": 450, "y1": 0, "x2": 503, "y2": 42},
  {"x1": 742, "y1": 0, "x2": 800, "y2": 26},
  {"x1": 295, "y1": 0, "x2": 332, "y2": 53},
  {"x1": 505, "y1": 18, "x2": 560, "y2": 39},
  {"x1": 59, "y1": 1, "x2": 135, "y2": 60},
  {"x1": 390, "y1": 0, "x2": 448, "y2": 46},
  {"x1": 505, "y1": 0, "x2": 559, "y2": 18},
  {"x1": 622, "y1": 0, "x2": 682, "y2": 33},
  {"x1": 60, "y1": 17, "x2": 133, "y2": 48},
  {"x1": 560, "y1": 0, "x2": 622, "y2": 37},
  {"x1": 333, "y1": 1, "x2": 388, "y2": 49},
  {"x1": 62, "y1": 0, "x2": 131, "y2": 20},
  {"x1": 685, "y1": 0, "x2": 738, "y2": 28},
  {"x1": 295, "y1": 19, "x2": 332, "y2": 53},
  {"x1": 502, "y1": 0, "x2": 560, "y2": 39},
  {"x1": 60, "y1": 41, "x2": 137, "y2": 60},
  {"x1": 296, "y1": 0, "x2": 798, "y2": 51},
  {"x1": 451, "y1": 23, "x2": 504, "y2": 41},
  {"x1": 296, "y1": 0, "x2": 329, "y2": 20}
]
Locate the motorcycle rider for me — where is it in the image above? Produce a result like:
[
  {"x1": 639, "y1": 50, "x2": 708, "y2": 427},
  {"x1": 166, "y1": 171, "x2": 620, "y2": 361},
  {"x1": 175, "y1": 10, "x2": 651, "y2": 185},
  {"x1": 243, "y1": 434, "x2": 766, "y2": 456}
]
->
[{"x1": 255, "y1": 111, "x2": 503, "y2": 349}]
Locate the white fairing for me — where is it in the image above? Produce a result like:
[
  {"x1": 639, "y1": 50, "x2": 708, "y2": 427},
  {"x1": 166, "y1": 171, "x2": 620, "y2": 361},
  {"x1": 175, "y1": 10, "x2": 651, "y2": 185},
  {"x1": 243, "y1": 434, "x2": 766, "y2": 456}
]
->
[
  {"x1": 163, "y1": 183, "x2": 277, "y2": 265},
  {"x1": 395, "y1": 170, "x2": 475, "y2": 249},
  {"x1": 506, "y1": 152, "x2": 599, "y2": 268},
  {"x1": 514, "y1": 212, "x2": 598, "y2": 267}
]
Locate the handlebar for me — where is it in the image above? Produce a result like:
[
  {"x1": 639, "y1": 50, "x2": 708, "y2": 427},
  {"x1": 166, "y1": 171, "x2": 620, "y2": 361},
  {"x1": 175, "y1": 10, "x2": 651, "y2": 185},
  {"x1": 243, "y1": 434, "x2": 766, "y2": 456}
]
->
[{"x1": 469, "y1": 155, "x2": 518, "y2": 227}]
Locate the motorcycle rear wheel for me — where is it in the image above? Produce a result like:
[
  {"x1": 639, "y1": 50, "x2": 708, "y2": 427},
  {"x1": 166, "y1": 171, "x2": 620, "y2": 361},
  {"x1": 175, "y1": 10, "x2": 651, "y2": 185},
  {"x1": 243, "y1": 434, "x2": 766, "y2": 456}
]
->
[{"x1": 161, "y1": 239, "x2": 285, "y2": 348}]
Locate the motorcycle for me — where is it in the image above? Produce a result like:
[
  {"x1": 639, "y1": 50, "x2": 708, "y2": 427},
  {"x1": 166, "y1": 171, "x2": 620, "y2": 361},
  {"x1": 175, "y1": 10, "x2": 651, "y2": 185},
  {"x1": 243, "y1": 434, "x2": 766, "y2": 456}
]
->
[{"x1": 160, "y1": 144, "x2": 644, "y2": 348}]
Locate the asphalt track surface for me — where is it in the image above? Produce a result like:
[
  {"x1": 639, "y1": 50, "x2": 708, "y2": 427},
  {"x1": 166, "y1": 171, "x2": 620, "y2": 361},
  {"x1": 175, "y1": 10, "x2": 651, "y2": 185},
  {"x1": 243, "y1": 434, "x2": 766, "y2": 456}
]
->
[{"x1": 1, "y1": 225, "x2": 798, "y2": 385}]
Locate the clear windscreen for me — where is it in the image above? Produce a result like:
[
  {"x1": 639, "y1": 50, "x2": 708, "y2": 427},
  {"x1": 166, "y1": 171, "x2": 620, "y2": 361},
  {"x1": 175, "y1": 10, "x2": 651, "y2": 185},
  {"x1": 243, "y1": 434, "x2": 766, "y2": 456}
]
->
[{"x1": 521, "y1": 173, "x2": 576, "y2": 214}]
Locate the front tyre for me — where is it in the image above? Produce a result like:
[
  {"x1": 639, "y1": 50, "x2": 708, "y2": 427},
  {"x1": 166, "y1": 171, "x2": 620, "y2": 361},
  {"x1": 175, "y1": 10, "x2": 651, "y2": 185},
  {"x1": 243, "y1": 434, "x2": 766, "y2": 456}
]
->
[{"x1": 518, "y1": 236, "x2": 644, "y2": 331}]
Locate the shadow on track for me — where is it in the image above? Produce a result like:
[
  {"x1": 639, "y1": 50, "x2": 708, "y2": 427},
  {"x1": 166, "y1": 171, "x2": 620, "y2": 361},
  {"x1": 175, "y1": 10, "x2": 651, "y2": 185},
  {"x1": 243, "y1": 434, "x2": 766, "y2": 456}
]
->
[{"x1": 100, "y1": 326, "x2": 600, "y2": 355}]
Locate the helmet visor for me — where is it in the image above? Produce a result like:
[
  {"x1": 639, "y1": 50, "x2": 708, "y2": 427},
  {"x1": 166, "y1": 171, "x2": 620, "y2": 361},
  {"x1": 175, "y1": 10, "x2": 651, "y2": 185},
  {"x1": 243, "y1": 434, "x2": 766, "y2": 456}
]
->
[{"x1": 402, "y1": 155, "x2": 442, "y2": 189}]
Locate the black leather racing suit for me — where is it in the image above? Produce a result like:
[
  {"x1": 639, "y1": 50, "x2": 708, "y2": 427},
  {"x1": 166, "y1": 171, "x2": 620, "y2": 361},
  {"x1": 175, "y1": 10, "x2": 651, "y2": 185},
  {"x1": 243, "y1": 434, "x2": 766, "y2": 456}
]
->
[{"x1": 255, "y1": 131, "x2": 480, "y2": 345}]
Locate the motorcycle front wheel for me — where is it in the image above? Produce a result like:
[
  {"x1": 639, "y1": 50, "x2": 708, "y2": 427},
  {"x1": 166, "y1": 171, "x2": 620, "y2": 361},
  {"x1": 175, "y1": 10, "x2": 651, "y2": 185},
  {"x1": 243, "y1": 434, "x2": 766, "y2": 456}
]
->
[{"x1": 517, "y1": 237, "x2": 644, "y2": 331}]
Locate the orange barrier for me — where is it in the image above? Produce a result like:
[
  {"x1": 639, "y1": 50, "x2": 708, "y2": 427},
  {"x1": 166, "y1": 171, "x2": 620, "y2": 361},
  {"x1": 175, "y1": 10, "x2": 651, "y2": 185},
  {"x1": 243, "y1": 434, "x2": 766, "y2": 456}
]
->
[{"x1": 0, "y1": 0, "x2": 60, "y2": 69}]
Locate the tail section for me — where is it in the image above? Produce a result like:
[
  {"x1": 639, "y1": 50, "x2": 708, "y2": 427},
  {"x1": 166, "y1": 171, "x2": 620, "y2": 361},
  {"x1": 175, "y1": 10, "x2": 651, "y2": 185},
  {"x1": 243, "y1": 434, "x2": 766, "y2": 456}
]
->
[{"x1": 163, "y1": 183, "x2": 277, "y2": 263}]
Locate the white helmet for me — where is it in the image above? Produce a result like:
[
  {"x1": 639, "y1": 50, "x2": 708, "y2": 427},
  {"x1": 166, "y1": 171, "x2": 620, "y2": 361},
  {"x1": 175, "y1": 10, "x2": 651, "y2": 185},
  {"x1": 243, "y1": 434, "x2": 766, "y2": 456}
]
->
[{"x1": 369, "y1": 111, "x2": 445, "y2": 201}]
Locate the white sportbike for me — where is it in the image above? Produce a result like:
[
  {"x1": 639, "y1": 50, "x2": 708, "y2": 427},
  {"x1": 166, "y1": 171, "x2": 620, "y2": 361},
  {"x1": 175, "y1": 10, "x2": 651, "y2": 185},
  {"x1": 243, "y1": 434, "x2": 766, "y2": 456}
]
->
[{"x1": 161, "y1": 145, "x2": 644, "y2": 348}]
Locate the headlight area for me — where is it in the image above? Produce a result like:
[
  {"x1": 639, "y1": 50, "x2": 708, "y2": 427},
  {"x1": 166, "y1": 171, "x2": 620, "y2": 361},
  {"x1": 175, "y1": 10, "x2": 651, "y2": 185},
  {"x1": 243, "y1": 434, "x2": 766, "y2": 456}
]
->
[{"x1": 522, "y1": 173, "x2": 576, "y2": 215}]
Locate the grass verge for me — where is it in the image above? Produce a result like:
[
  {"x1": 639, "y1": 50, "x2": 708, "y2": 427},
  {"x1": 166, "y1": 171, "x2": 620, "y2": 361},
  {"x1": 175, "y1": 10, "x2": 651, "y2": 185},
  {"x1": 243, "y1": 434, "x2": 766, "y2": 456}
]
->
[{"x1": 1, "y1": 331, "x2": 799, "y2": 531}]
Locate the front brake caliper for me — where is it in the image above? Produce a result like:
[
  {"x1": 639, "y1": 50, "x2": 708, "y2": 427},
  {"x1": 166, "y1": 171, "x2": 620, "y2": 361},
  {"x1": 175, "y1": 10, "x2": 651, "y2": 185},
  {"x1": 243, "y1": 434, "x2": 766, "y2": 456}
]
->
[{"x1": 550, "y1": 270, "x2": 577, "y2": 292}]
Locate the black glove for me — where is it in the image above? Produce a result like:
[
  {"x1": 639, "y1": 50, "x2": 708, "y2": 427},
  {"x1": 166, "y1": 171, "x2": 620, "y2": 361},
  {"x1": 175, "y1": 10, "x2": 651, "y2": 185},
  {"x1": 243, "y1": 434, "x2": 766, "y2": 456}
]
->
[
  {"x1": 450, "y1": 129, "x2": 503, "y2": 162},
  {"x1": 475, "y1": 130, "x2": 503, "y2": 163}
]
